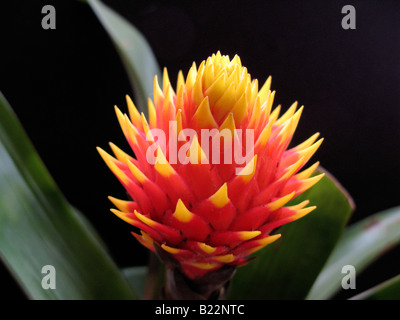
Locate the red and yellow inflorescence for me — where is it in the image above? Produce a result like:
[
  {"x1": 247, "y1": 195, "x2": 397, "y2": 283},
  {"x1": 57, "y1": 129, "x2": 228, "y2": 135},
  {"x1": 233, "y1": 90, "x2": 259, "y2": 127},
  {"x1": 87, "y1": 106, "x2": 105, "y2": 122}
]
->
[{"x1": 98, "y1": 52, "x2": 324, "y2": 279}]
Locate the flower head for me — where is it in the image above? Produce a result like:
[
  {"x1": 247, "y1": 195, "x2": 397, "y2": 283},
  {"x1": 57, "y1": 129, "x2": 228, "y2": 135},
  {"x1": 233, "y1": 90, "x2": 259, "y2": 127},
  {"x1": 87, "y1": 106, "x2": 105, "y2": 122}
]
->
[{"x1": 98, "y1": 52, "x2": 323, "y2": 279}]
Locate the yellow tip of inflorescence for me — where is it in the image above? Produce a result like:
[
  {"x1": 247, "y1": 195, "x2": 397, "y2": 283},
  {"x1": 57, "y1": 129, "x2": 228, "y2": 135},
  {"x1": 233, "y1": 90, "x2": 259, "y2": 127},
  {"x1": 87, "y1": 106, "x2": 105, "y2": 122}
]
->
[
  {"x1": 267, "y1": 191, "x2": 296, "y2": 211},
  {"x1": 198, "y1": 242, "x2": 217, "y2": 254},
  {"x1": 208, "y1": 183, "x2": 230, "y2": 208},
  {"x1": 173, "y1": 199, "x2": 194, "y2": 223},
  {"x1": 213, "y1": 254, "x2": 235, "y2": 263},
  {"x1": 110, "y1": 208, "x2": 135, "y2": 225},
  {"x1": 161, "y1": 244, "x2": 181, "y2": 255},
  {"x1": 154, "y1": 147, "x2": 175, "y2": 178},
  {"x1": 239, "y1": 230, "x2": 262, "y2": 241},
  {"x1": 188, "y1": 261, "x2": 220, "y2": 270},
  {"x1": 97, "y1": 147, "x2": 131, "y2": 185},
  {"x1": 108, "y1": 196, "x2": 131, "y2": 213},
  {"x1": 246, "y1": 234, "x2": 282, "y2": 255}
]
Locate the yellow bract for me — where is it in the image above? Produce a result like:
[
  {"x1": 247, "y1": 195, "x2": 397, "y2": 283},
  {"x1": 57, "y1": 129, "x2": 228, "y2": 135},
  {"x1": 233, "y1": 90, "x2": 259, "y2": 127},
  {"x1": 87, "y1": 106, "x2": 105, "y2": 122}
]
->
[{"x1": 173, "y1": 51, "x2": 274, "y2": 128}]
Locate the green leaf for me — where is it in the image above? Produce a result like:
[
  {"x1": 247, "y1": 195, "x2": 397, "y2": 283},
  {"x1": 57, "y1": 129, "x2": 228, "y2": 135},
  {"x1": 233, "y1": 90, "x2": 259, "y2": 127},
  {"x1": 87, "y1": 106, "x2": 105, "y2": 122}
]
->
[
  {"x1": 349, "y1": 274, "x2": 400, "y2": 300},
  {"x1": 307, "y1": 206, "x2": 400, "y2": 300},
  {"x1": 88, "y1": 0, "x2": 161, "y2": 115},
  {"x1": 228, "y1": 169, "x2": 354, "y2": 300},
  {"x1": 0, "y1": 92, "x2": 137, "y2": 300},
  {"x1": 122, "y1": 266, "x2": 147, "y2": 299}
]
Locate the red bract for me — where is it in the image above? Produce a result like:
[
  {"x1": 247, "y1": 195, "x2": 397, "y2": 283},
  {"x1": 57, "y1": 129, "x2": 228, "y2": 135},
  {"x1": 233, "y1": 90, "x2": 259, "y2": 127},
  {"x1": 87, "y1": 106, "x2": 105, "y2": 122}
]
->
[{"x1": 98, "y1": 52, "x2": 323, "y2": 279}]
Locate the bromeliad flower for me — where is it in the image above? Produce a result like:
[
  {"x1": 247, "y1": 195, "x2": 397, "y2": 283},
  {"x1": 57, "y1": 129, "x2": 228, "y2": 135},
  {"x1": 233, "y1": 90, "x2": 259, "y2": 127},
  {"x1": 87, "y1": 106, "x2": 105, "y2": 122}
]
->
[{"x1": 97, "y1": 52, "x2": 324, "y2": 298}]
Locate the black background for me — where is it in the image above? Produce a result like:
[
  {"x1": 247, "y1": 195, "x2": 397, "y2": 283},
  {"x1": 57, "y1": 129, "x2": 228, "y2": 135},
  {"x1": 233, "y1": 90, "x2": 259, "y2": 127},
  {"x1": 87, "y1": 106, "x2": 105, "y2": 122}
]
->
[{"x1": 1, "y1": 0, "x2": 399, "y2": 300}]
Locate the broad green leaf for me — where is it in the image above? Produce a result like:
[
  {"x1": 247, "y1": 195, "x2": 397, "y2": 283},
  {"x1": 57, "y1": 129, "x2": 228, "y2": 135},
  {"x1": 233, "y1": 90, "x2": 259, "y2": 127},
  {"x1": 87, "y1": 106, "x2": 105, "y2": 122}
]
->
[
  {"x1": 307, "y1": 206, "x2": 400, "y2": 300},
  {"x1": 88, "y1": 0, "x2": 161, "y2": 114},
  {"x1": 349, "y1": 274, "x2": 400, "y2": 300},
  {"x1": 122, "y1": 266, "x2": 147, "y2": 299},
  {"x1": 228, "y1": 169, "x2": 354, "y2": 300},
  {"x1": 0, "y1": 92, "x2": 137, "y2": 299}
]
